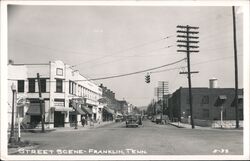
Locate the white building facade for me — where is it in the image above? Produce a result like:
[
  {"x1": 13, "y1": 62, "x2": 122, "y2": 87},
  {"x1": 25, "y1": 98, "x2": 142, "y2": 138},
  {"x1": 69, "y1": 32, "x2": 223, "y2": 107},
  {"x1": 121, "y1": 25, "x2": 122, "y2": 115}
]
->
[{"x1": 8, "y1": 60, "x2": 103, "y2": 129}]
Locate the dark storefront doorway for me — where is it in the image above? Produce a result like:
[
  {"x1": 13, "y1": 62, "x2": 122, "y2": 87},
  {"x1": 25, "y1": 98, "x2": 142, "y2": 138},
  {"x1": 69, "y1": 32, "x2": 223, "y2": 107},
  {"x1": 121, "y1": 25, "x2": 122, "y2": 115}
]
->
[
  {"x1": 30, "y1": 115, "x2": 41, "y2": 128},
  {"x1": 54, "y1": 111, "x2": 65, "y2": 127}
]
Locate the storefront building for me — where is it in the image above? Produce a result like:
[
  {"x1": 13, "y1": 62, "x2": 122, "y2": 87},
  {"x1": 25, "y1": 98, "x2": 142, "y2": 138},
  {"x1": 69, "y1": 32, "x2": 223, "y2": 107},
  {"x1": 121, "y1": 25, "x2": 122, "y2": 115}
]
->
[{"x1": 8, "y1": 60, "x2": 103, "y2": 129}]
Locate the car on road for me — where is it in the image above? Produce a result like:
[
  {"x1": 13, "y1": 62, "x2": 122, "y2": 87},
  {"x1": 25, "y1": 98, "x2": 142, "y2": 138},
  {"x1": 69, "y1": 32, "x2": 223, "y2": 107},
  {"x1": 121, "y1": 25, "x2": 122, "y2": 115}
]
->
[
  {"x1": 155, "y1": 114, "x2": 162, "y2": 124},
  {"x1": 126, "y1": 115, "x2": 140, "y2": 128}
]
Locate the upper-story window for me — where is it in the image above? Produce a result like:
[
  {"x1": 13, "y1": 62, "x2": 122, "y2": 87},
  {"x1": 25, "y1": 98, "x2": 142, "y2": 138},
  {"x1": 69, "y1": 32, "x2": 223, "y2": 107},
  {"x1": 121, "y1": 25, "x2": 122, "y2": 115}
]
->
[
  {"x1": 202, "y1": 95, "x2": 209, "y2": 104},
  {"x1": 40, "y1": 79, "x2": 47, "y2": 93},
  {"x1": 69, "y1": 81, "x2": 73, "y2": 94},
  {"x1": 56, "y1": 68, "x2": 63, "y2": 76},
  {"x1": 17, "y1": 80, "x2": 25, "y2": 92},
  {"x1": 28, "y1": 78, "x2": 36, "y2": 93},
  {"x1": 56, "y1": 79, "x2": 63, "y2": 93}
]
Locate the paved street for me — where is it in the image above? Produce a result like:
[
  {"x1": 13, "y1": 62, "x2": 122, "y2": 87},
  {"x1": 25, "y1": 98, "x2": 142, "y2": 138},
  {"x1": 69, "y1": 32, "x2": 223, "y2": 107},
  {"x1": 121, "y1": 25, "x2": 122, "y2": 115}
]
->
[{"x1": 13, "y1": 120, "x2": 243, "y2": 155}]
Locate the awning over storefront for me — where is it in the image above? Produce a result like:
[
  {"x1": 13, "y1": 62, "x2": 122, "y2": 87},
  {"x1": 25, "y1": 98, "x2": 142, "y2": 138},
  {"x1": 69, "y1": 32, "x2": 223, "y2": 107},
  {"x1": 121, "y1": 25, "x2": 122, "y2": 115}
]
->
[
  {"x1": 81, "y1": 105, "x2": 93, "y2": 115},
  {"x1": 26, "y1": 103, "x2": 41, "y2": 115},
  {"x1": 218, "y1": 95, "x2": 227, "y2": 100},
  {"x1": 75, "y1": 107, "x2": 86, "y2": 115},
  {"x1": 51, "y1": 107, "x2": 73, "y2": 112},
  {"x1": 103, "y1": 107, "x2": 115, "y2": 115},
  {"x1": 214, "y1": 95, "x2": 227, "y2": 106}
]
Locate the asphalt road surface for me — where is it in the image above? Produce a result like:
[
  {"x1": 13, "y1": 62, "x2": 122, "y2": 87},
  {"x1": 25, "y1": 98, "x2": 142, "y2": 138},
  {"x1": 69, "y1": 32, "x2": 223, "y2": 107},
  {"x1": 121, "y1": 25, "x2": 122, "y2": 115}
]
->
[{"x1": 14, "y1": 120, "x2": 243, "y2": 155}]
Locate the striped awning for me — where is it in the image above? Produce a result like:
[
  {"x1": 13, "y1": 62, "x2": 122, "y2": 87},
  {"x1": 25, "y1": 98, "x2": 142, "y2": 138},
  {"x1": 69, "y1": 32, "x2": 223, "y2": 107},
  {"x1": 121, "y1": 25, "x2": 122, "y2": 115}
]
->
[
  {"x1": 103, "y1": 107, "x2": 115, "y2": 115},
  {"x1": 81, "y1": 106, "x2": 93, "y2": 114},
  {"x1": 52, "y1": 106, "x2": 73, "y2": 112},
  {"x1": 75, "y1": 107, "x2": 86, "y2": 115},
  {"x1": 26, "y1": 103, "x2": 42, "y2": 115}
]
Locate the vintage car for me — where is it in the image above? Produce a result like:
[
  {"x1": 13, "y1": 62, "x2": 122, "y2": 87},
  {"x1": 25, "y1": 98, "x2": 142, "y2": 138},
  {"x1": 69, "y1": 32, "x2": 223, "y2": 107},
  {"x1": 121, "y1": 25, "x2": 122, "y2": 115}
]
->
[{"x1": 126, "y1": 115, "x2": 140, "y2": 127}]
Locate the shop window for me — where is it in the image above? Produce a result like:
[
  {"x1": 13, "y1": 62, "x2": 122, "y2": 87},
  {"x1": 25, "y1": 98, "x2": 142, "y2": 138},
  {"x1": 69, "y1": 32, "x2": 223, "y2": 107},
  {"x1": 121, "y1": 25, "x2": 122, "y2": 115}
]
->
[
  {"x1": 202, "y1": 96, "x2": 209, "y2": 104},
  {"x1": 19, "y1": 106, "x2": 24, "y2": 117},
  {"x1": 17, "y1": 80, "x2": 25, "y2": 92},
  {"x1": 69, "y1": 99, "x2": 72, "y2": 107},
  {"x1": 54, "y1": 99, "x2": 65, "y2": 106},
  {"x1": 56, "y1": 79, "x2": 63, "y2": 92},
  {"x1": 69, "y1": 81, "x2": 73, "y2": 94},
  {"x1": 28, "y1": 78, "x2": 36, "y2": 93},
  {"x1": 40, "y1": 79, "x2": 46, "y2": 93}
]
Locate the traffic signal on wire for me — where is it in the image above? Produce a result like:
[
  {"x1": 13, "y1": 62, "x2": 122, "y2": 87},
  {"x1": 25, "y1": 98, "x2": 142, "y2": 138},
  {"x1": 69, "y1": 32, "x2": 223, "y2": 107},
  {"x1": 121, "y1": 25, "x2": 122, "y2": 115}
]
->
[{"x1": 145, "y1": 74, "x2": 150, "y2": 83}]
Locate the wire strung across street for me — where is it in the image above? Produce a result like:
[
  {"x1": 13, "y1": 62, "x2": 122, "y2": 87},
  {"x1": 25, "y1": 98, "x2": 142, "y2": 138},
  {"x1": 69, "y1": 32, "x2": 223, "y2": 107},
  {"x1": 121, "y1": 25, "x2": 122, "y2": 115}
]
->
[
  {"x1": 88, "y1": 58, "x2": 185, "y2": 81},
  {"x1": 71, "y1": 35, "x2": 175, "y2": 67},
  {"x1": 8, "y1": 58, "x2": 185, "y2": 82}
]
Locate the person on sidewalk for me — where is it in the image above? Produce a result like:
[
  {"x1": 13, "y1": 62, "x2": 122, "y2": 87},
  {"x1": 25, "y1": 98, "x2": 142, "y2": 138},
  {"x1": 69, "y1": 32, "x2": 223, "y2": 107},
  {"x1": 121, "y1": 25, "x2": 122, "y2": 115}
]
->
[{"x1": 81, "y1": 116, "x2": 86, "y2": 127}]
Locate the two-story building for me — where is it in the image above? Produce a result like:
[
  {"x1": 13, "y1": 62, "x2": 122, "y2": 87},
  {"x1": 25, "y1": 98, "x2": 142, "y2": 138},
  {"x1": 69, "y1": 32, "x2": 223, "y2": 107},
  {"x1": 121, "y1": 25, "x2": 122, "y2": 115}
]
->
[{"x1": 8, "y1": 60, "x2": 103, "y2": 129}]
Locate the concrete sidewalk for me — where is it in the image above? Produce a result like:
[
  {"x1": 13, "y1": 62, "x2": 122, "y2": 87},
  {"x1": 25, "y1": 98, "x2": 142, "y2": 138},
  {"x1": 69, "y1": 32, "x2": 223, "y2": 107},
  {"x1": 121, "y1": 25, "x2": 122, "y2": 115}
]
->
[
  {"x1": 54, "y1": 121, "x2": 115, "y2": 132},
  {"x1": 169, "y1": 122, "x2": 209, "y2": 129},
  {"x1": 169, "y1": 122, "x2": 243, "y2": 131}
]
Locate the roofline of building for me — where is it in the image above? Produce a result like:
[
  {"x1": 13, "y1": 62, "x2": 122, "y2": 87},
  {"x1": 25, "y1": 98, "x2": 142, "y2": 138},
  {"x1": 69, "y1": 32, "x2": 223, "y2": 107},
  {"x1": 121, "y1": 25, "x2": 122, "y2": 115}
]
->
[
  {"x1": 178, "y1": 87, "x2": 243, "y2": 90},
  {"x1": 9, "y1": 63, "x2": 50, "y2": 66}
]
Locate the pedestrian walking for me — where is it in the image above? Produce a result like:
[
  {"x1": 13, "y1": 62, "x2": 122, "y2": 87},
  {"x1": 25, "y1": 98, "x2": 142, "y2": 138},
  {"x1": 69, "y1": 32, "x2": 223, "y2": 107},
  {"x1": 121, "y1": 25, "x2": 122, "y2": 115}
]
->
[{"x1": 81, "y1": 116, "x2": 86, "y2": 127}]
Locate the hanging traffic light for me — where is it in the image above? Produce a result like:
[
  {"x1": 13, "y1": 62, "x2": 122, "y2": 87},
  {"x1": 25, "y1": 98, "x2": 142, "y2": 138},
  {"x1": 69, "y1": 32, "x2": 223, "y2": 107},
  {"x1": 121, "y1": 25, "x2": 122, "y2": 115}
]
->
[{"x1": 145, "y1": 74, "x2": 150, "y2": 83}]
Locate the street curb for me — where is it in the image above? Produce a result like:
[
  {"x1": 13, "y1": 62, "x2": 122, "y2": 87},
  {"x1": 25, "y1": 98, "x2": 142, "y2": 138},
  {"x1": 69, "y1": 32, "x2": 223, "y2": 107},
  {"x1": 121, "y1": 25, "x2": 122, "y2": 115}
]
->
[
  {"x1": 168, "y1": 123, "x2": 184, "y2": 128},
  {"x1": 22, "y1": 129, "x2": 56, "y2": 133}
]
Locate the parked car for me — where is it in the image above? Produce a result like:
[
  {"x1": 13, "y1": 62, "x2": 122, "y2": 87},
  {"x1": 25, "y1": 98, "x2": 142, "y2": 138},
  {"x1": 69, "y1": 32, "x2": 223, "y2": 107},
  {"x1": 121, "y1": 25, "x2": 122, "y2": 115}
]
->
[
  {"x1": 155, "y1": 114, "x2": 169, "y2": 124},
  {"x1": 115, "y1": 115, "x2": 123, "y2": 122},
  {"x1": 126, "y1": 115, "x2": 139, "y2": 128},
  {"x1": 155, "y1": 114, "x2": 162, "y2": 124}
]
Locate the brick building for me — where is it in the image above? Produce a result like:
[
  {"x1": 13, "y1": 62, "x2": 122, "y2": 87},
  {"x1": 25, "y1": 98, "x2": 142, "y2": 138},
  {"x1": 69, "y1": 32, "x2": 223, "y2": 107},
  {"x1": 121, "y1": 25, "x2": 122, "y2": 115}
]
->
[{"x1": 168, "y1": 87, "x2": 243, "y2": 123}]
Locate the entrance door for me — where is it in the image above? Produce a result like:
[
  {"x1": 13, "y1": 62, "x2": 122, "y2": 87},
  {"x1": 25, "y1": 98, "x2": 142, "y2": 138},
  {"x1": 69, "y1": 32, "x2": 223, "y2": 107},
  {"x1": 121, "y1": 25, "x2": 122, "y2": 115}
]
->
[
  {"x1": 30, "y1": 115, "x2": 41, "y2": 128},
  {"x1": 54, "y1": 111, "x2": 65, "y2": 127}
]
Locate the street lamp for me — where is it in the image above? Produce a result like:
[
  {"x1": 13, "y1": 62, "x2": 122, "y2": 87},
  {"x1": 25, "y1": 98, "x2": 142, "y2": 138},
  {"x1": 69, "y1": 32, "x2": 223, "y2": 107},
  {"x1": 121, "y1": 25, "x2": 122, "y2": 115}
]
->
[
  {"x1": 9, "y1": 83, "x2": 16, "y2": 145},
  {"x1": 220, "y1": 106, "x2": 224, "y2": 128}
]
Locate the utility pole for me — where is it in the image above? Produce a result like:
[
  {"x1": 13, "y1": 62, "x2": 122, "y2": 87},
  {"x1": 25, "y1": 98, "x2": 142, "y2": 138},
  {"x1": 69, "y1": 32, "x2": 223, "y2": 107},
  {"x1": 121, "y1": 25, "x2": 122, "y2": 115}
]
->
[
  {"x1": 232, "y1": 6, "x2": 239, "y2": 128},
  {"x1": 37, "y1": 73, "x2": 45, "y2": 132},
  {"x1": 177, "y1": 25, "x2": 199, "y2": 129}
]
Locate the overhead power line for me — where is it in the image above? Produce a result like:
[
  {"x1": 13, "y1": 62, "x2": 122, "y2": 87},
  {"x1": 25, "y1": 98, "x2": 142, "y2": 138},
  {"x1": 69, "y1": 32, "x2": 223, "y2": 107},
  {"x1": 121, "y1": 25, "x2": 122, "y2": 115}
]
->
[
  {"x1": 8, "y1": 58, "x2": 185, "y2": 82},
  {"x1": 151, "y1": 54, "x2": 243, "y2": 74},
  {"x1": 85, "y1": 58, "x2": 185, "y2": 81},
  {"x1": 71, "y1": 34, "x2": 175, "y2": 67},
  {"x1": 81, "y1": 45, "x2": 175, "y2": 71}
]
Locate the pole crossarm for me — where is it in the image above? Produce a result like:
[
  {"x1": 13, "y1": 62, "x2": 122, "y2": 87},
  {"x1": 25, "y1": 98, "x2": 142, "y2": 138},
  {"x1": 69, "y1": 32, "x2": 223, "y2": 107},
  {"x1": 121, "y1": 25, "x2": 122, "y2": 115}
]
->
[
  {"x1": 177, "y1": 30, "x2": 199, "y2": 34},
  {"x1": 177, "y1": 35, "x2": 199, "y2": 39},
  {"x1": 177, "y1": 45, "x2": 199, "y2": 48},
  {"x1": 177, "y1": 25, "x2": 199, "y2": 29},
  {"x1": 177, "y1": 50, "x2": 199, "y2": 53},
  {"x1": 177, "y1": 40, "x2": 199, "y2": 43}
]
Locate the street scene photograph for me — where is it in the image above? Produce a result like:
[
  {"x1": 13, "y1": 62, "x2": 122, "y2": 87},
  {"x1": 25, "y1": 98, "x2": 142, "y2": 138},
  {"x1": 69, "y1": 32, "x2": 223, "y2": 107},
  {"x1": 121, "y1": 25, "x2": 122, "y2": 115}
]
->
[{"x1": 1, "y1": 0, "x2": 249, "y2": 160}]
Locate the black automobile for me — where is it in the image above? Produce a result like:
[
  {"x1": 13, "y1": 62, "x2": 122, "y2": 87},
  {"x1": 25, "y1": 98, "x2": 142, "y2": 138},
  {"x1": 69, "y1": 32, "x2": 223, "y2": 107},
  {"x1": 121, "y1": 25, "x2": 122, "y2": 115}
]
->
[{"x1": 126, "y1": 115, "x2": 139, "y2": 128}]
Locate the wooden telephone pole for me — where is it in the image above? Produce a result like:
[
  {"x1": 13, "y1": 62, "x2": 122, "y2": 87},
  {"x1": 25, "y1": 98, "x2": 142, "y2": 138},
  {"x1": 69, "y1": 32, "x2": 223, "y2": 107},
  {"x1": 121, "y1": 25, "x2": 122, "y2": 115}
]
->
[
  {"x1": 232, "y1": 6, "x2": 239, "y2": 128},
  {"x1": 37, "y1": 73, "x2": 45, "y2": 132},
  {"x1": 177, "y1": 25, "x2": 199, "y2": 129}
]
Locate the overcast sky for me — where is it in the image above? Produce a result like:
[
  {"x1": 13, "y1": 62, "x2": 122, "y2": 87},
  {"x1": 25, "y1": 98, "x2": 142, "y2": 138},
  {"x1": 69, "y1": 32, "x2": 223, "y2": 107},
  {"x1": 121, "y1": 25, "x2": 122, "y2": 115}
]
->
[{"x1": 8, "y1": 5, "x2": 243, "y2": 107}]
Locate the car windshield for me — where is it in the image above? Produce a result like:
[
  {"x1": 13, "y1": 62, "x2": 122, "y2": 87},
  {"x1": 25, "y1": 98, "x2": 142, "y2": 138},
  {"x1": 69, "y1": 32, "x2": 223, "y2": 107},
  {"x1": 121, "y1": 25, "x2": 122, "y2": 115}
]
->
[{"x1": 127, "y1": 115, "x2": 137, "y2": 120}]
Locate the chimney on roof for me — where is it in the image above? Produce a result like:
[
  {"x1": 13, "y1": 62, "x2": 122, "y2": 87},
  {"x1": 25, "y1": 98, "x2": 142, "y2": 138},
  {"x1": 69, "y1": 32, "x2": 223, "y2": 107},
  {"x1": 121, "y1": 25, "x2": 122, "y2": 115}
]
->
[{"x1": 209, "y1": 78, "x2": 218, "y2": 88}]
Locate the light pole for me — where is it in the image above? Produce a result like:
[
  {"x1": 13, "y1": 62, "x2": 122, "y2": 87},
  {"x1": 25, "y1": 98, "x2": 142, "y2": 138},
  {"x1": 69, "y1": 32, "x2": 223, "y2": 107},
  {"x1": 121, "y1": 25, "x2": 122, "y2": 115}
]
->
[
  {"x1": 220, "y1": 106, "x2": 224, "y2": 128},
  {"x1": 9, "y1": 83, "x2": 16, "y2": 145}
]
